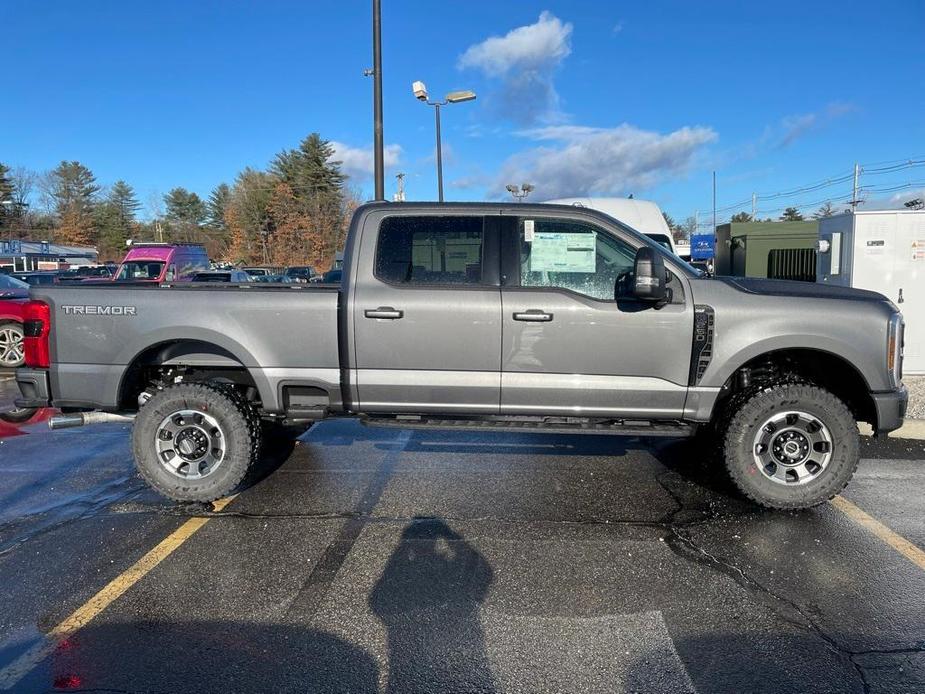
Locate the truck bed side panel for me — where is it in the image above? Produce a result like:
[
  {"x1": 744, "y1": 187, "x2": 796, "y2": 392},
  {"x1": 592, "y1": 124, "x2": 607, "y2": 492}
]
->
[{"x1": 30, "y1": 285, "x2": 340, "y2": 412}]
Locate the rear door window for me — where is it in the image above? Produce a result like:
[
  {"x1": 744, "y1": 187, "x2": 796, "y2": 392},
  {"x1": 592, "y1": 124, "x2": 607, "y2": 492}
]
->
[{"x1": 376, "y1": 216, "x2": 485, "y2": 285}]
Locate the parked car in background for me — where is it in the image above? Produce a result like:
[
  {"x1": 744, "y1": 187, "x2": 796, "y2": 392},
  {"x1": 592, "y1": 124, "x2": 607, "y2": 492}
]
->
[
  {"x1": 320, "y1": 269, "x2": 342, "y2": 284},
  {"x1": 57, "y1": 266, "x2": 114, "y2": 283},
  {"x1": 11, "y1": 271, "x2": 59, "y2": 286},
  {"x1": 190, "y1": 270, "x2": 252, "y2": 283},
  {"x1": 242, "y1": 267, "x2": 277, "y2": 277},
  {"x1": 284, "y1": 266, "x2": 316, "y2": 283},
  {"x1": 114, "y1": 243, "x2": 209, "y2": 283},
  {"x1": 0, "y1": 274, "x2": 29, "y2": 368},
  {"x1": 250, "y1": 274, "x2": 294, "y2": 283}
]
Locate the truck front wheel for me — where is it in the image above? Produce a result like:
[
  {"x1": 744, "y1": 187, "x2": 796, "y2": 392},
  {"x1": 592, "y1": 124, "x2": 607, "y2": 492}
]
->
[
  {"x1": 722, "y1": 384, "x2": 859, "y2": 509},
  {"x1": 132, "y1": 383, "x2": 257, "y2": 502}
]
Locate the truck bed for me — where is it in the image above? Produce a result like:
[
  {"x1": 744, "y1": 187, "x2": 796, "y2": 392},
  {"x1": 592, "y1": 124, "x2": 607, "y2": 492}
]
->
[{"x1": 30, "y1": 283, "x2": 341, "y2": 413}]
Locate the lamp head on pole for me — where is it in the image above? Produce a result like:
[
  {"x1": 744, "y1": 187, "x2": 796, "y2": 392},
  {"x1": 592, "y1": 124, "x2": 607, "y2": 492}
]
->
[{"x1": 446, "y1": 90, "x2": 476, "y2": 104}]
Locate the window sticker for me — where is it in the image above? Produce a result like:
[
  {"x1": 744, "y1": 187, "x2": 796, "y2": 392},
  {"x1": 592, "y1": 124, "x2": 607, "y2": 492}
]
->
[
  {"x1": 524, "y1": 219, "x2": 535, "y2": 242},
  {"x1": 530, "y1": 231, "x2": 597, "y2": 273}
]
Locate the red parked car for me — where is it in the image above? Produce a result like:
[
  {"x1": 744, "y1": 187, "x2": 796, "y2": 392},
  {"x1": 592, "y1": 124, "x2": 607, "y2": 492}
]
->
[{"x1": 0, "y1": 274, "x2": 29, "y2": 368}]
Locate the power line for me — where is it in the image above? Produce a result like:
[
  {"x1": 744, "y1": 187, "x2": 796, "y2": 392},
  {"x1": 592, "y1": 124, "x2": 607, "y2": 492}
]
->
[{"x1": 697, "y1": 157, "x2": 925, "y2": 224}]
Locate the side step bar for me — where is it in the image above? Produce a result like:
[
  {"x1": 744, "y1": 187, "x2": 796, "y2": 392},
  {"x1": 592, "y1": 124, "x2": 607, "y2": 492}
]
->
[
  {"x1": 49, "y1": 412, "x2": 135, "y2": 430},
  {"x1": 362, "y1": 415, "x2": 695, "y2": 438}
]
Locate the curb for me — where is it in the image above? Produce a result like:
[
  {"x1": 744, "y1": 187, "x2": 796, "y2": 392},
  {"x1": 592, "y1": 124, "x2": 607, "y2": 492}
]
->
[{"x1": 860, "y1": 418, "x2": 925, "y2": 441}]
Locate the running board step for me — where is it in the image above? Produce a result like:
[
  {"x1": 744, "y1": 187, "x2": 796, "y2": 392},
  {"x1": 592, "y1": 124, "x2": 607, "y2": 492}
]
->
[{"x1": 362, "y1": 415, "x2": 695, "y2": 438}]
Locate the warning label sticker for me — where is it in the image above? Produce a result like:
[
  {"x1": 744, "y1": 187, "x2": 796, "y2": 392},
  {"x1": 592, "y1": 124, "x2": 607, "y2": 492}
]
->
[{"x1": 913, "y1": 240, "x2": 925, "y2": 261}]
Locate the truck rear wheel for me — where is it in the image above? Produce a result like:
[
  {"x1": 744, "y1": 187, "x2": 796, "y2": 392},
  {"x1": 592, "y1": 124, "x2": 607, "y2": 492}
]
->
[
  {"x1": 132, "y1": 383, "x2": 257, "y2": 502},
  {"x1": 722, "y1": 383, "x2": 859, "y2": 509}
]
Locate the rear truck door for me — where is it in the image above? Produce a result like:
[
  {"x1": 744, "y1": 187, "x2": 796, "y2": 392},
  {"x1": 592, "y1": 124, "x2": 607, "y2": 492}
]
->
[
  {"x1": 351, "y1": 211, "x2": 502, "y2": 413},
  {"x1": 499, "y1": 213, "x2": 694, "y2": 418}
]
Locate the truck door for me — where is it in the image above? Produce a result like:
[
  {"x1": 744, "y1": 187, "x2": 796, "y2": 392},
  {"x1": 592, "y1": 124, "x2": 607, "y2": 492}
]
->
[
  {"x1": 499, "y1": 213, "x2": 693, "y2": 417},
  {"x1": 351, "y1": 213, "x2": 502, "y2": 413}
]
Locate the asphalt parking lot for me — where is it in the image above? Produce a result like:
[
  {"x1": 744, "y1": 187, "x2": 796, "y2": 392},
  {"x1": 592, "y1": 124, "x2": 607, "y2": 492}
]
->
[{"x1": 1, "y1": 375, "x2": 924, "y2": 693}]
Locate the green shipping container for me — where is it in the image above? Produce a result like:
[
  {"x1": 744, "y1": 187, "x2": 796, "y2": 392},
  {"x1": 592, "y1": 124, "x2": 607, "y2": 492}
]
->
[{"x1": 713, "y1": 221, "x2": 818, "y2": 281}]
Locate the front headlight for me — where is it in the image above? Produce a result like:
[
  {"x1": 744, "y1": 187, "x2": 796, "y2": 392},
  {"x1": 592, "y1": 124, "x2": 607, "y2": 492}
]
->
[{"x1": 887, "y1": 313, "x2": 904, "y2": 388}]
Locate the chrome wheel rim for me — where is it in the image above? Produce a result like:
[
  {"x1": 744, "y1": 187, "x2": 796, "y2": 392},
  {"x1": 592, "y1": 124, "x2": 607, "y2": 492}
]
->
[
  {"x1": 155, "y1": 409, "x2": 226, "y2": 479},
  {"x1": 753, "y1": 410, "x2": 833, "y2": 485},
  {"x1": 0, "y1": 324, "x2": 24, "y2": 367}
]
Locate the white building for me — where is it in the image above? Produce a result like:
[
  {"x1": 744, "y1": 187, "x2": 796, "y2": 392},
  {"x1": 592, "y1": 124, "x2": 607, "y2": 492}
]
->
[
  {"x1": 817, "y1": 210, "x2": 924, "y2": 374},
  {"x1": 0, "y1": 240, "x2": 99, "y2": 273}
]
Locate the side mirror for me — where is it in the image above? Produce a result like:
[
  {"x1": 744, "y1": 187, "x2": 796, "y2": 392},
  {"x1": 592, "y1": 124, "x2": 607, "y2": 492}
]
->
[{"x1": 632, "y1": 247, "x2": 667, "y2": 302}]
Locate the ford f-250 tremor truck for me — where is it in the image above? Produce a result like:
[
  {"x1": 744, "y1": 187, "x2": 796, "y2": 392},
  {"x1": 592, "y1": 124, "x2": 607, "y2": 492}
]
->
[{"x1": 14, "y1": 202, "x2": 907, "y2": 509}]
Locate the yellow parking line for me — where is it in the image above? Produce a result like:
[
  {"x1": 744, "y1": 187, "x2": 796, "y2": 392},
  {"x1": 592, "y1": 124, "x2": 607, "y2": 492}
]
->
[
  {"x1": 0, "y1": 496, "x2": 235, "y2": 691},
  {"x1": 831, "y1": 495, "x2": 925, "y2": 571}
]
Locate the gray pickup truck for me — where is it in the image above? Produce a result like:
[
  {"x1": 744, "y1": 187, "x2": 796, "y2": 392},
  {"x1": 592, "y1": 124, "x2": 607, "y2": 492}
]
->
[{"x1": 14, "y1": 202, "x2": 907, "y2": 509}]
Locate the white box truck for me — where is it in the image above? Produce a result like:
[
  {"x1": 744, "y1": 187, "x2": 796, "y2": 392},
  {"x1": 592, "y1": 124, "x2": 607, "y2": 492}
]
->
[
  {"x1": 543, "y1": 197, "x2": 678, "y2": 255},
  {"x1": 817, "y1": 210, "x2": 924, "y2": 374}
]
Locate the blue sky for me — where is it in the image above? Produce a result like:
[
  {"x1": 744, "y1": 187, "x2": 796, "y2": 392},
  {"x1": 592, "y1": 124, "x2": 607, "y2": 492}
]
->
[{"x1": 3, "y1": 0, "x2": 924, "y2": 225}]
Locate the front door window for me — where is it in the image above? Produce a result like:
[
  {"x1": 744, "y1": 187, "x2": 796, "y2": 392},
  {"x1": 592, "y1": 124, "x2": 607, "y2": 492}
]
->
[{"x1": 518, "y1": 218, "x2": 636, "y2": 301}]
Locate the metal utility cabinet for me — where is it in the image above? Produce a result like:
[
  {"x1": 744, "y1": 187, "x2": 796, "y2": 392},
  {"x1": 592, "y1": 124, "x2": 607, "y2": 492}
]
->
[{"x1": 817, "y1": 210, "x2": 924, "y2": 374}]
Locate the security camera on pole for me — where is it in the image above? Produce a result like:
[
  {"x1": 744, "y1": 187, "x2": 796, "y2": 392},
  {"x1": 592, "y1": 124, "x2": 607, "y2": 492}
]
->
[{"x1": 412, "y1": 81, "x2": 476, "y2": 202}]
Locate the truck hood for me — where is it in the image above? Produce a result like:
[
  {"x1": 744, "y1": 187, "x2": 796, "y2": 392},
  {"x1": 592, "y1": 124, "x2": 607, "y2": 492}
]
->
[{"x1": 719, "y1": 276, "x2": 891, "y2": 305}]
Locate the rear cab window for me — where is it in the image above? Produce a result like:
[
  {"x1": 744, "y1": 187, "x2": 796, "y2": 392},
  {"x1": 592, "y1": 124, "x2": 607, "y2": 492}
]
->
[{"x1": 375, "y1": 216, "x2": 486, "y2": 286}]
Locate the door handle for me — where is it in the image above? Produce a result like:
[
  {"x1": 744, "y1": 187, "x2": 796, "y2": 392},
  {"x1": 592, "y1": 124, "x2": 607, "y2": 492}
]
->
[
  {"x1": 513, "y1": 310, "x2": 553, "y2": 322},
  {"x1": 364, "y1": 307, "x2": 404, "y2": 320}
]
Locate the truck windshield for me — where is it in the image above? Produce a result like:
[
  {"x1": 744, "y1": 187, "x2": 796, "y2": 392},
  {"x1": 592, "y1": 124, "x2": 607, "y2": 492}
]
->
[{"x1": 116, "y1": 261, "x2": 164, "y2": 281}]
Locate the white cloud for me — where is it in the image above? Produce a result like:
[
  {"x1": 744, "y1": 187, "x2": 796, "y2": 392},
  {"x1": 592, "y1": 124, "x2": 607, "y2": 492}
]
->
[
  {"x1": 458, "y1": 10, "x2": 572, "y2": 75},
  {"x1": 779, "y1": 113, "x2": 817, "y2": 148},
  {"x1": 457, "y1": 11, "x2": 572, "y2": 124},
  {"x1": 775, "y1": 102, "x2": 856, "y2": 148},
  {"x1": 330, "y1": 142, "x2": 402, "y2": 181},
  {"x1": 489, "y1": 123, "x2": 717, "y2": 199},
  {"x1": 864, "y1": 187, "x2": 925, "y2": 211}
]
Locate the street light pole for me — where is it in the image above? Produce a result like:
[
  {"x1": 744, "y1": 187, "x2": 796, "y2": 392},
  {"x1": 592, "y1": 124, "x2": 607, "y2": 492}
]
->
[
  {"x1": 412, "y1": 81, "x2": 475, "y2": 203},
  {"x1": 434, "y1": 103, "x2": 444, "y2": 203}
]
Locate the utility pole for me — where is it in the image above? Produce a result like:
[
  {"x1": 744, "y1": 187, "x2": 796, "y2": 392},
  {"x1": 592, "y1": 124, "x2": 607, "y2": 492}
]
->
[
  {"x1": 712, "y1": 171, "x2": 717, "y2": 234},
  {"x1": 751, "y1": 192, "x2": 757, "y2": 219},
  {"x1": 372, "y1": 0, "x2": 384, "y2": 201},
  {"x1": 393, "y1": 172, "x2": 406, "y2": 202},
  {"x1": 850, "y1": 162, "x2": 861, "y2": 209}
]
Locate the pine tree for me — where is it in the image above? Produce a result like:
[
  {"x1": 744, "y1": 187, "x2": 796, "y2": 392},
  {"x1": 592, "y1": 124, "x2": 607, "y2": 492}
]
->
[
  {"x1": 730, "y1": 212, "x2": 753, "y2": 223},
  {"x1": 779, "y1": 207, "x2": 804, "y2": 222},
  {"x1": 46, "y1": 161, "x2": 100, "y2": 246},
  {"x1": 97, "y1": 181, "x2": 140, "y2": 257},
  {"x1": 207, "y1": 183, "x2": 231, "y2": 231},
  {"x1": 109, "y1": 180, "x2": 140, "y2": 227},
  {"x1": 267, "y1": 133, "x2": 347, "y2": 266},
  {"x1": 164, "y1": 187, "x2": 207, "y2": 242},
  {"x1": 164, "y1": 187, "x2": 207, "y2": 226},
  {"x1": 813, "y1": 202, "x2": 837, "y2": 219}
]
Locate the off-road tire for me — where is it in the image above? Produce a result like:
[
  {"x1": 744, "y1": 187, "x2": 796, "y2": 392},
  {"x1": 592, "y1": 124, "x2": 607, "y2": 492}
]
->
[
  {"x1": 132, "y1": 382, "x2": 257, "y2": 502},
  {"x1": 723, "y1": 383, "x2": 859, "y2": 509}
]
